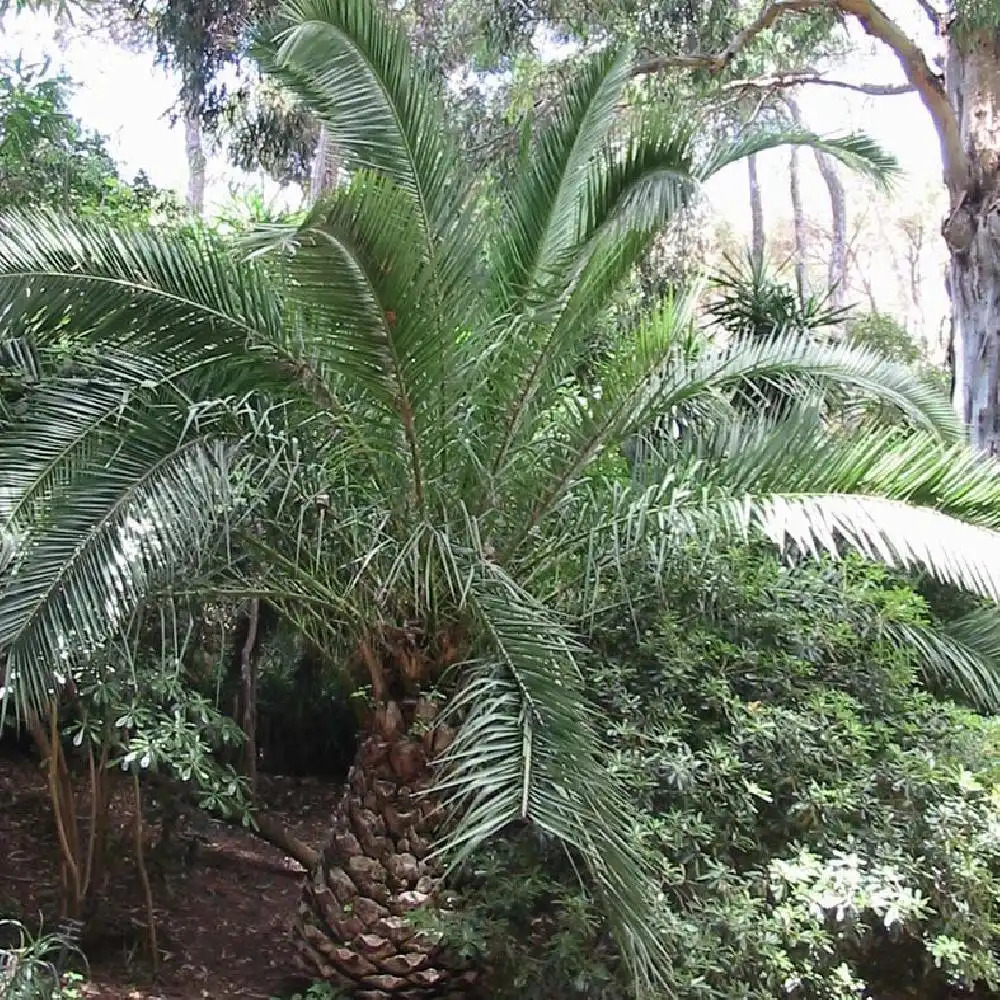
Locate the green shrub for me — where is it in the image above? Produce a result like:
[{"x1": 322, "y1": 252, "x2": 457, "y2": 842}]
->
[
  {"x1": 847, "y1": 311, "x2": 922, "y2": 366},
  {"x1": 449, "y1": 550, "x2": 1000, "y2": 999}
]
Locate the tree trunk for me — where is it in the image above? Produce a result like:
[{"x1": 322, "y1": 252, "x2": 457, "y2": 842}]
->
[
  {"x1": 308, "y1": 123, "x2": 341, "y2": 207},
  {"x1": 789, "y1": 144, "x2": 809, "y2": 301},
  {"x1": 748, "y1": 153, "x2": 765, "y2": 267},
  {"x1": 944, "y1": 30, "x2": 1000, "y2": 455},
  {"x1": 814, "y1": 151, "x2": 847, "y2": 309},
  {"x1": 240, "y1": 598, "x2": 260, "y2": 793},
  {"x1": 787, "y1": 94, "x2": 846, "y2": 309},
  {"x1": 294, "y1": 697, "x2": 474, "y2": 998},
  {"x1": 184, "y1": 110, "x2": 206, "y2": 216}
]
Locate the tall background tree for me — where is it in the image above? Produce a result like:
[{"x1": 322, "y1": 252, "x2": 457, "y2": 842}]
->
[
  {"x1": 89, "y1": 0, "x2": 271, "y2": 214},
  {"x1": 598, "y1": 1, "x2": 1000, "y2": 454}
]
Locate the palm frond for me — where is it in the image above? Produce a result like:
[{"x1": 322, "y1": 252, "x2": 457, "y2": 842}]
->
[
  {"x1": 0, "y1": 422, "x2": 260, "y2": 721},
  {"x1": 491, "y1": 45, "x2": 633, "y2": 311},
  {"x1": 578, "y1": 115, "x2": 699, "y2": 253},
  {"x1": 659, "y1": 331, "x2": 958, "y2": 441},
  {"x1": 256, "y1": 0, "x2": 466, "y2": 243},
  {"x1": 487, "y1": 118, "x2": 703, "y2": 474},
  {"x1": 0, "y1": 345, "x2": 286, "y2": 535},
  {"x1": 700, "y1": 128, "x2": 899, "y2": 190},
  {"x1": 0, "y1": 211, "x2": 283, "y2": 353},
  {"x1": 245, "y1": 175, "x2": 433, "y2": 498},
  {"x1": 752, "y1": 495, "x2": 1000, "y2": 603},
  {"x1": 505, "y1": 323, "x2": 960, "y2": 558},
  {"x1": 437, "y1": 566, "x2": 671, "y2": 993},
  {"x1": 882, "y1": 619, "x2": 1000, "y2": 713},
  {"x1": 237, "y1": 172, "x2": 485, "y2": 503},
  {"x1": 944, "y1": 606, "x2": 1000, "y2": 662},
  {"x1": 653, "y1": 407, "x2": 1000, "y2": 529},
  {"x1": 520, "y1": 407, "x2": 1000, "y2": 634},
  {"x1": 0, "y1": 335, "x2": 42, "y2": 382}
]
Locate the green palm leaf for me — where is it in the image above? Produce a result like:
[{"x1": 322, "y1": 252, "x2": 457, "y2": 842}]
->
[
  {"x1": 0, "y1": 334, "x2": 42, "y2": 383},
  {"x1": 439, "y1": 566, "x2": 671, "y2": 994},
  {"x1": 656, "y1": 407, "x2": 998, "y2": 526},
  {"x1": 488, "y1": 118, "x2": 701, "y2": 472},
  {"x1": 700, "y1": 128, "x2": 900, "y2": 190},
  {"x1": 0, "y1": 427, "x2": 256, "y2": 720},
  {"x1": 1, "y1": 353, "x2": 250, "y2": 530},
  {"x1": 882, "y1": 618, "x2": 1000, "y2": 713},
  {"x1": 0, "y1": 212, "x2": 283, "y2": 352},
  {"x1": 256, "y1": 0, "x2": 467, "y2": 244},
  {"x1": 491, "y1": 45, "x2": 633, "y2": 311},
  {"x1": 507, "y1": 328, "x2": 962, "y2": 557}
]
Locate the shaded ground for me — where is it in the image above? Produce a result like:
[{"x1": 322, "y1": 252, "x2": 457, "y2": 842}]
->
[{"x1": 0, "y1": 750, "x2": 342, "y2": 1000}]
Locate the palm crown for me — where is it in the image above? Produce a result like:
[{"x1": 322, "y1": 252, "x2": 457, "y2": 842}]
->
[{"x1": 5, "y1": 0, "x2": 1000, "y2": 992}]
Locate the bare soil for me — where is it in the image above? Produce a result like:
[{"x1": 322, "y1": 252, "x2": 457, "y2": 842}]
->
[{"x1": 0, "y1": 749, "x2": 342, "y2": 1000}]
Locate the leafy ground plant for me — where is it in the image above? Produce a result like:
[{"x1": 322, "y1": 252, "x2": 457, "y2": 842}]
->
[{"x1": 0, "y1": 919, "x2": 86, "y2": 1000}]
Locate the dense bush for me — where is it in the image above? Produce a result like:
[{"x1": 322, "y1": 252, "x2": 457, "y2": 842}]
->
[{"x1": 445, "y1": 550, "x2": 1000, "y2": 1000}]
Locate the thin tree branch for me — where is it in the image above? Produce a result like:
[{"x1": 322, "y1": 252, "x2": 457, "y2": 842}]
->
[
  {"x1": 631, "y1": 0, "x2": 967, "y2": 195},
  {"x1": 632, "y1": 1, "x2": 807, "y2": 76},
  {"x1": 719, "y1": 71, "x2": 913, "y2": 96},
  {"x1": 914, "y1": 0, "x2": 944, "y2": 30}
]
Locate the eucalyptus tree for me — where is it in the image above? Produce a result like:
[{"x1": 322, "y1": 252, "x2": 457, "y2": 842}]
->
[
  {"x1": 89, "y1": 0, "x2": 276, "y2": 214},
  {"x1": 591, "y1": 0, "x2": 1000, "y2": 454},
  {"x1": 6, "y1": 0, "x2": 1000, "y2": 997}
]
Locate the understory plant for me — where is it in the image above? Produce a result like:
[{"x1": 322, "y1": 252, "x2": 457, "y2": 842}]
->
[
  {"x1": 0, "y1": 919, "x2": 86, "y2": 1000},
  {"x1": 439, "y1": 551, "x2": 1000, "y2": 999},
  {"x1": 5, "y1": 604, "x2": 249, "y2": 944}
]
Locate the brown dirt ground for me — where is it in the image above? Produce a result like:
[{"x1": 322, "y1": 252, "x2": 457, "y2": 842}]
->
[{"x1": 0, "y1": 750, "x2": 343, "y2": 1000}]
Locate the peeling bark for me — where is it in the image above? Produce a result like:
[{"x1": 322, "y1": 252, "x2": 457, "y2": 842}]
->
[{"x1": 945, "y1": 29, "x2": 1000, "y2": 455}]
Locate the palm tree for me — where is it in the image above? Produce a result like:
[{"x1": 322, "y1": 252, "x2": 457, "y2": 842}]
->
[{"x1": 5, "y1": 0, "x2": 1000, "y2": 995}]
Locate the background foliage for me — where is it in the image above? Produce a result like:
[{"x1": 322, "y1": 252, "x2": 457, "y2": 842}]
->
[
  {"x1": 438, "y1": 550, "x2": 1000, "y2": 999},
  {"x1": 0, "y1": 56, "x2": 183, "y2": 222}
]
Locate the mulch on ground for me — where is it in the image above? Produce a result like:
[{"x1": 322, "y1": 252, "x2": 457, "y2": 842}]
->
[{"x1": 1, "y1": 750, "x2": 343, "y2": 1000}]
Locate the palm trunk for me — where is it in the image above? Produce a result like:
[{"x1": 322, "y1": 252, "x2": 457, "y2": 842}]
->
[
  {"x1": 748, "y1": 153, "x2": 764, "y2": 267},
  {"x1": 294, "y1": 693, "x2": 474, "y2": 997},
  {"x1": 944, "y1": 29, "x2": 1000, "y2": 454}
]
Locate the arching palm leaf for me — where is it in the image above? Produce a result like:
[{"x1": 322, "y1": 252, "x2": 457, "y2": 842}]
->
[{"x1": 0, "y1": 429, "x2": 254, "y2": 720}]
